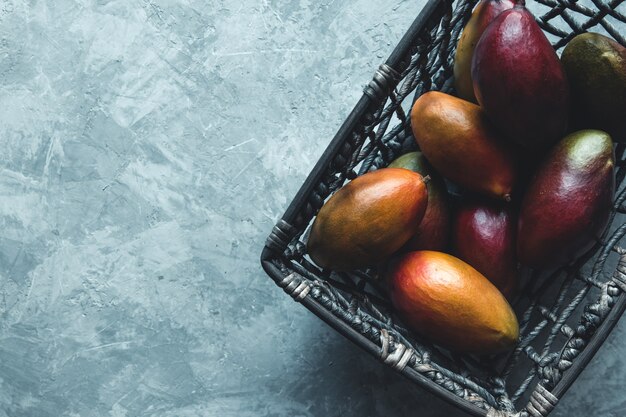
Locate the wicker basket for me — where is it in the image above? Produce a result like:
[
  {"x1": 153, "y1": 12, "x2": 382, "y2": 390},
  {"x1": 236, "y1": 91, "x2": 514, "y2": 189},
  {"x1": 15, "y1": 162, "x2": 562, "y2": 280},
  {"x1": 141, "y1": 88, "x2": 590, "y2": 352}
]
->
[{"x1": 260, "y1": 1, "x2": 626, "y2": 415}]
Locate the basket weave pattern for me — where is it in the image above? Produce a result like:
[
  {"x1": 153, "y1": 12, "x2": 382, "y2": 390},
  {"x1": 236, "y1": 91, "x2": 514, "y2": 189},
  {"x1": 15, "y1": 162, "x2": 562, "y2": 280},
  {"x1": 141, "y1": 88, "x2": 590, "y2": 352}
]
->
[{"x1": 261, "y1": 1, "x2": 626, "y2": 416}]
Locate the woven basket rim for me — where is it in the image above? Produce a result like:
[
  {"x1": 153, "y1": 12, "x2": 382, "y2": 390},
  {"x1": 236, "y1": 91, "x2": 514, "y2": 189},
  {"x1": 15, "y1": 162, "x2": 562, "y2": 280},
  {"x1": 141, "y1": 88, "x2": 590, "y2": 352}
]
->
[{"x1": 260, "y1": 0, "x2": 626, "y2": 415}]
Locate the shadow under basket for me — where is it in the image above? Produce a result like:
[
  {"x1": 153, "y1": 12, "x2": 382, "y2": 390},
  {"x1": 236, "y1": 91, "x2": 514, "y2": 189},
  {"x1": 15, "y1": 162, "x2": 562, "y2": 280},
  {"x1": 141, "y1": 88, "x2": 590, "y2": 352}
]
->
[{"x1": 260, "y1": 0, "x2": 626, "y2": 415}]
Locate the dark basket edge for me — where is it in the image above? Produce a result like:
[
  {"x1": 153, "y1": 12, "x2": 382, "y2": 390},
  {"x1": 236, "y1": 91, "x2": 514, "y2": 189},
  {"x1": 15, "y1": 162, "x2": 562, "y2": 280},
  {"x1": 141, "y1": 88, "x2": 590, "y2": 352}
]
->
[{"x1": 551, "y1": 291, "x2": 626, "y2": 398}]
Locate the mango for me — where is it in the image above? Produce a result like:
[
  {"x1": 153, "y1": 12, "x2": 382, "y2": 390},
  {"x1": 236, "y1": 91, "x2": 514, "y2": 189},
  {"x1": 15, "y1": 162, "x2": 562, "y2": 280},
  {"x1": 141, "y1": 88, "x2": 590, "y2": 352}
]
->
[
  {"x1": 387, "y1": 251, "x2": 519, "y2": 354},
  {"x1": 562, "y1": 33, "x2": 626, "y2": 142},
  {"x1": 472, "y1": 5, "x2": 569, "y2": 150},
  {"x1": 388, "y1": 152, "x2": 450, "y2": 251},
  {"x1": 453, "y1": 0, "x2": 517, "y2": 103},
  {"x1": 453, "y1": 198, "x2": 518, "y2": 298},
  {"x1": 307, "y1": 168, "x2": 428, "y2": 271},
  {"x1": 411, "y1": 91, "x2": 517, "y2": 201},
  {"x1": 518, "y1": 130, "x2": 615, "y2": 269}
]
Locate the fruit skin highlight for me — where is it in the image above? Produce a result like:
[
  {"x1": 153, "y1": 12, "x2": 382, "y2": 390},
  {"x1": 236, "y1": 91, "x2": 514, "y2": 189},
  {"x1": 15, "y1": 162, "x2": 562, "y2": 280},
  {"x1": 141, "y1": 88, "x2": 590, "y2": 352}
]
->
[
  {"x1": 389, "y1": 152, "x2": 450, "y2": 251},
  {"x1": 307, "y1": 168, "x2": 428, "y2": 271},
  {"x1": 387, "y1": 251, "x2": 519, "y2": 354},
  {"x1": 411, "y1": 91, "x2": 517, "y2": 201},
  {"x1": 453, "y1": 0, "x2": 517, "y2": 103},
  {"x1": 472, "y1": 5, "x2": 569, "y2": 150},
  {"x1": 453, "y1": 198, "x2": 518, "y2": 298},
  {"x1": 518, "y1": 130, "x2": 615, "y2": 269},
  {"x1": 562, "y1": 32, "x2": 626, "y2": 142}
]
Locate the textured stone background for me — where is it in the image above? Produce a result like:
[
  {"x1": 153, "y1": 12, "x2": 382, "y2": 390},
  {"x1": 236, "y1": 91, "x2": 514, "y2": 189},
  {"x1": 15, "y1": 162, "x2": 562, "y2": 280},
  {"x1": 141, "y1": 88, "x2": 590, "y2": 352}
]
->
[{"x1": 0, "y1": 1, "x2": 624, "y2": 416}]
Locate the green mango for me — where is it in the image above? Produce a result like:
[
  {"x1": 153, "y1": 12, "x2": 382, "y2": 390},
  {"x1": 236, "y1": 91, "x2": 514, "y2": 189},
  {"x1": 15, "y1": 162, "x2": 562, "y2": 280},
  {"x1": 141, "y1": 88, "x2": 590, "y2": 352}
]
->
[
  {"x1": 562, "y1": 33, "x2": 626, "y2": 142},
  {"x1": 388, "y1": 152, "x2": 450, "y2": 251}
]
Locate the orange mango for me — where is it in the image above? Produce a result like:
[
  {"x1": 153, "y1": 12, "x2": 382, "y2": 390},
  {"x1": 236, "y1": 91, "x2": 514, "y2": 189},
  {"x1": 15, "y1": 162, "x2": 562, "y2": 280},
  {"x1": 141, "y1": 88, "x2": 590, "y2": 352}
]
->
[
  {"x1": 307, "y1": 168, "x2": 428, "y2": 271},
  {"x1": 387, "y1": 251, "x2": 519, "y2": 354},
  {"x1": 411, "y1": 91, "x2": 517, "y2": 201}
]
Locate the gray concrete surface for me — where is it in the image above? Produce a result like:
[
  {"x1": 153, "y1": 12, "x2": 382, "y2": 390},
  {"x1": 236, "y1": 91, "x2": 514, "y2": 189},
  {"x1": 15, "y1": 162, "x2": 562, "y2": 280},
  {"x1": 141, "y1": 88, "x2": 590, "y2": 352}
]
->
[{"x1": 0, "y1": 1, "x2": 624, "y2": 416}]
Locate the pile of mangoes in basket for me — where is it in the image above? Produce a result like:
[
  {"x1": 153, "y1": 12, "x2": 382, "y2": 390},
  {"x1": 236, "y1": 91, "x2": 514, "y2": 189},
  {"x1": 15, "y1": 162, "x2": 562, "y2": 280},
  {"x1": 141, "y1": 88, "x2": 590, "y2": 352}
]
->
[{"x1": 306, "y1": 0, "x2": 626, "y2": 355}]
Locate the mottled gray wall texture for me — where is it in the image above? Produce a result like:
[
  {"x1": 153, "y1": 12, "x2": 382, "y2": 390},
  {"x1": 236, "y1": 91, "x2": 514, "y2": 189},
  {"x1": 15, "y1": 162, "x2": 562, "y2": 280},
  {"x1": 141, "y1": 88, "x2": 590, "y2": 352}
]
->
[{"x1": 0, "y1": 1, "x2": 623, "y2": 416}]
